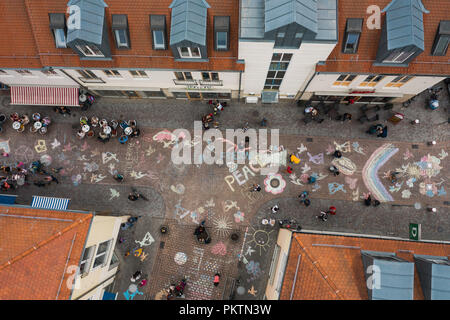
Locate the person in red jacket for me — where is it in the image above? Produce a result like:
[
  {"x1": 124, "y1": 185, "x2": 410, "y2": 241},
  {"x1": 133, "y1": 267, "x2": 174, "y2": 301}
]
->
[
  {"x1": 213, "y1": 273, "x2": 220, "y2": 286},
  {"x1": 328, "y1": 206, "x2": 337, "y2": 215}
]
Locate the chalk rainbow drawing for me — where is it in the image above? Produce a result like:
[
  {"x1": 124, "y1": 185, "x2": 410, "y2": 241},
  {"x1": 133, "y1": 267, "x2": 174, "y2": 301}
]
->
[{"x1": 362, "y1": 143, "x2": 399, "y2": 202}]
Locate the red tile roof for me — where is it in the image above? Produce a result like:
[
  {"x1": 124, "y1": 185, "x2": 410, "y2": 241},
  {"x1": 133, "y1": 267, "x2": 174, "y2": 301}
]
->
[
  {"x1": 317, "y1": 0, "x2": 450, "y2": 76},
  {"x1": 280, "y1": 232, "x2": 450, "y2": 300},
  {"x1": 0, "y1": 205, "x2": 93, "y2": 300},
  {"x1": 0, "y1": 0, "x2": 243, "y2": 71}
]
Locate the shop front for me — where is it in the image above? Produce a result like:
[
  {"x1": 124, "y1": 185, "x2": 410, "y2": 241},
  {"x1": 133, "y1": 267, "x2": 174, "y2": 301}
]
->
[
  {"x1": 170, "y1": 88, "x2": 232, "y2": 100},
  {"x1": 309, "y1": 90, "x2": 403, "y2": 104}
]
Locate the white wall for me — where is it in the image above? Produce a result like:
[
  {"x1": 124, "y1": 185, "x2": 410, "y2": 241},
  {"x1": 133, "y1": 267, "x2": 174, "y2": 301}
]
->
[
  {"x1": 238, "y1": 41, "x2": 275, "y2": 95},
  {"x1": 306, "y1": 73, "x2": 446, "y2": 97},
  {"x1": 63, "y1": 69, "x2": 239, "y2": 91},
  {"x1": 71, "y1": 215, "x2": 125, "y2": 300},
  {"x1": 0, "y1": 69, "x2": 78, "y2": 87},
  {"x1": 238, "y1": 40, "x2": 336, "y2": 98}
]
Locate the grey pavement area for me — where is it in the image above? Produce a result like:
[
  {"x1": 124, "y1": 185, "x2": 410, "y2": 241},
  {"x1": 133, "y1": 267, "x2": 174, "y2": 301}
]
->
[{"x1": 2, "y1": 81, "x2": 449, "y2": 144}]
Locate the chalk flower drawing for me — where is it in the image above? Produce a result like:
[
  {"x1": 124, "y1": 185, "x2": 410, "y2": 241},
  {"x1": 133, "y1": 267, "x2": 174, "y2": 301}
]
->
[{"x1": 264, "y1": 174, "x2": 286, "y2": 195}]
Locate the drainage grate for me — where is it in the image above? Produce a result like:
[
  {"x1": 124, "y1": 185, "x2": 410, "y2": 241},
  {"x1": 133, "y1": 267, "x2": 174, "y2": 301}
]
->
[
  {"x1": 159, "y1": 241, "x2": 165, "y2": 249},
  {"x1": 306, "y1": 138, "x2": 313, "y2": 142},
  {"x1": 412, "y1": 144, "x2": 419, "y2": 149}
]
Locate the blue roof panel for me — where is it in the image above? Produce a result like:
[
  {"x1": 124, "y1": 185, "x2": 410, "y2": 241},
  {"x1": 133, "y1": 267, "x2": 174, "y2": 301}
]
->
[
  {"x1": 169, "y1": 0, "x2": 210, "y2": 46},
  {"x1": 66, "y1": 0, "x2": 108, "y2": 45},
  {"x1": 371, "y1": 259, "x2": 415, "y2": 300},
  {"x1": 382, "y1": 0, "x2": 429, "y2": 51},
  {"x1": 265, "y1": 0, "x2": 318, "y2": 34},
  {"x1": 431, "y1": 264, "x2": 450, "y2": 300}
]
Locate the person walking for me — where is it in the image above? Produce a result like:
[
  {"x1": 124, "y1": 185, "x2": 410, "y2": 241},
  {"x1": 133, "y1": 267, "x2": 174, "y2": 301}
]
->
[
  {"x1": 330, "y1": 165, "x2": 340, "y2": 176},
  {"x1": 131, "y1": 271, "x2": 142, "y2": 282},
  {"x1": 213, "y1": 273, "x2": 221, "y2": 287},
  {"x1": 128, "y1": 192, "x2": 139, "y2": 201},
  {"x1": 114, "y1": 173, "x2": 124, "y2": 182},
  {"x1": 333, "y1": 150, "x2": 342, "y2": 158},
  {"x1": 261, "y1": 118, "x2": 267, "y2": 127},
  {"x1": 271, "y1": 205, "x2": 280, "y2": 214},
  {"x1": 317, "y1": 211, "x2": 328, "y2": 222}
]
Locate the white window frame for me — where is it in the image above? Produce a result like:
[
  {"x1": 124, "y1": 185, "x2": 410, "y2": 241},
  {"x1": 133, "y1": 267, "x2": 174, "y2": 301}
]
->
[
  {"x1": 129, "y1": 70, "x2": 148, "y2": 78},
  {"x1": 103, "y1": 70, "x2": 122, "y2": 78},
  {"x1": 153, "y1": 30, "x2": 165, "y2": 49},
  {"x1": 0, "y1": 70, "x2": 9, "y2": 75},
  {"x1": 216, "y1": 31, "x2": 227, "y2": 49},
  {"x1": 79, "y1": 245, "x2": 95, "y2": 276},
  {"x1": 53, "y1": 29, "x2": 67, "y2": 48},
  {"x1": 76, "y1": 45, "x2": 105, "y2": 57},
  {"x1": 383, "y1": 51, "x2": 415, "y2": 64},
  {"x1": 177, "y1": 47, "x2": 201, "y2": 59},
  {"x1": 16, "y1": 70, "x2": 32, "y2": 76},
  {"x1": 92, "y1": 239, "x2": 112, "y2": 270},
  {"x1": 114, "y1": 29, "x2": 129, "y2": 48}
]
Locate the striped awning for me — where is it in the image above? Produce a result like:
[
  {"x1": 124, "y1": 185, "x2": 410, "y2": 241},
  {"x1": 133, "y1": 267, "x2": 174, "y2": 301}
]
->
[
  {"x1": 11, "y1": 86, "x2": 80, "y2": 106},
  {"x1": 31, "y1": 196, "x2": 70, "y2": 210}
]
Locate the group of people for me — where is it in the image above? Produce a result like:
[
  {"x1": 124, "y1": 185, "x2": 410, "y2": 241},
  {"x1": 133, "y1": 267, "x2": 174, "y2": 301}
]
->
[
  {"x1": 202, "y1": 100, "x2": 227, "y2": 130},
  {"x1": 10, "y1": 112, "x2": 51, "y2": 135},
  {"x1": 0, "y1": 160, "x2": 60, "y2": 191},
  {"x1": 366, "y1": 123, "x2": 388, "y2": 138},
  {"x1": 77, "y1": 116, "x2": 140, "y2": 144},
  {"x1": 194, "y1": 220, "x2": 211, "y2": 244}
]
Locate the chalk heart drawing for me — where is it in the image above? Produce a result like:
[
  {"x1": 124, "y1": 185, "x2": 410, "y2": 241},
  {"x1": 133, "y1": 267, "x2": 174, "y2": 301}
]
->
[
  {"x1": 135, "y1": 232, "x2": 155, "y2": 247},
  {"x1": 174, "y1": 252, "x2": 187, "y2": 265},
  {"x1": 170, "y1": 183, "x2": 185, "y2": 194},
  {"x1": 34, "y1": 140, "x2": 47, "y2": 153},
  {"x1": 331, "y1": 157, "x2": 357, "y2": 176},
  {"x1": 211, "y1": 242, "x2": 227, "y2": 256},
  {"x1": 0, "y1": 140, "x2": 10, "y2": 154}
]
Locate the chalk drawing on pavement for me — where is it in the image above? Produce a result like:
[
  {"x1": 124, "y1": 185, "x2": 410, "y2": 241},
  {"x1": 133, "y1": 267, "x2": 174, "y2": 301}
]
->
[
  {"x1": 174, "y1": 252, "x2": 188, "y2": 265},
  {"x1": 109, "y1": 188, "x2": 120, "y2": 200},
  {"x1": 211, "y1": 214, "x2": 233, "y2": 237},
  {"x1": 135, "y1": 232, "x2": 155, "y2": 247},
  {"x1": 34, "y1": 140, "x2": 47, "y2": 153}
]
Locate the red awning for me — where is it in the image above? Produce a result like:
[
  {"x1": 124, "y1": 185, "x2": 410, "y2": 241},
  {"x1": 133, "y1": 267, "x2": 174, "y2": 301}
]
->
[{"x1": 11, "y1": 86, "x2": 80, "y2": 106}]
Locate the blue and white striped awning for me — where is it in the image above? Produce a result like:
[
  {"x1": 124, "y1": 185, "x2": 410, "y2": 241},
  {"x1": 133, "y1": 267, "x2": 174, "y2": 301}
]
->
[{"x1": 31, "y1": 196, "x2": 70, "y2": 210}]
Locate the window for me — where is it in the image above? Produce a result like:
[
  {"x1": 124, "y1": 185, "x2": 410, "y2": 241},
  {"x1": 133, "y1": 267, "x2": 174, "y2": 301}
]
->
[
  {"x1": 129, "y1": 70, "x2": 148, "y2": 78},
  {"x1": 201, "y1": 72, "x2": 219, "y2": 81},
  {"x1": 103, "y1": 70, "x2": 122, "y2": 78},
  {"x1": 383, "y1": 50, "x2": 415, "y2": 64},
  {"x1": 79, "y1": 246, "x2": 95, "y2": 275},
  {"x1": 277, "y1": 32, "x2": 285, "y2": 38},
  {"x1": 16, "y1": 70, "x2": 32, "y2": 76},
  {"x1": 343, "y1": 18, "x2": 363, "y2": 54},
  {"x1": 0, "y1": 70, "x2": 7, "y2": 75},
  {"x1": 214, "y1": 16, "x2": 230, "y2": 51},
  {"x1": 153, "y1": 30, "x2": 165, "y2": 49},
  {"x1": 42, "y1": 69, "x2": 59, "y2": 77},
  {"x1": 385, "y1": 75, "x2": 414, "y2": 88},
  {"x1": 53, "y1": 29, "x2": 67, "y2": 48},
  {"x1": 76, "y1": 45, "x2": 104, "y2": 57},
  {"x1": 178, "y1": 47, "x2": 201, "y2": 58},
  {"x1": 216, "y1": 32, "x2": 227, "y2": 49},
  {"x1": 174, "y1": 72, "x2": 193, "y2": 81},
  {"x1": 141, "y1": 90, "x2": 165, "y2": 98},
  {"x1": 333, "y1": 74, "x2": 356, "y2": 86},
  {"x1": 77, "y1": 70, "x2": 98, "y2": 79},
  {"x1": 150, "y1": 15, "x2": 167, "y2": 50},
  {"x1": 432, "y1": 21, "x2": 450, "y2": 56},
  {"x1": 295, "y1": 32, "x2": 303, "y2": 39},
  {"x1": 114, "y1": 30, "x2": 129, "y2": 48},
  {"x1": 92, "y1": 240, "x2": 112, "y2": 269},
  {"x1": 49, "y1": 13, "x2": 67, "y2": 48},
  {"x1": 112, "y1": 15, "x2": 130, "y2": 49},
  {"x1": 265, "y1": 53, "x2": 292, "y2": 90},
  {"x1": 359, "y1": 75, "x2": 385, "y2": 87}
]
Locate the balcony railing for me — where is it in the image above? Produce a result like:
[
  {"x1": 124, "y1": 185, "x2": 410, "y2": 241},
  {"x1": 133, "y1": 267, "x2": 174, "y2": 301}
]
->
[
  {"x1": 198, "y1": 80, "x2": 223, "y2": 86},
  {"x1": 173, "y1": 79, "x2": 197, "y2": 85}
]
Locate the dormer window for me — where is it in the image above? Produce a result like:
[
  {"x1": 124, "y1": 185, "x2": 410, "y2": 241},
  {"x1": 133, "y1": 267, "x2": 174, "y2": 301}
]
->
[
  {"x1": 432, "y1": 21, "x2": 450, "y2": 56},
  {"x1": 76, "y1": 45, "x2": 104, "y2": 57},
  {"x1": 178, "y1": 47, "x2": 201, "y2": 58},
  {"x1": 383, "y1": 50, "x2": 415, "y2": 64},
  {"x1": 343, "y1": 18, "x2": 363, "y2": 54},
  {"x1": 112, "y1": 15, "x2": 130, "y2": 49},
  {"x1": 49, "y1": 13, "x2": 67, "y2": 48}
]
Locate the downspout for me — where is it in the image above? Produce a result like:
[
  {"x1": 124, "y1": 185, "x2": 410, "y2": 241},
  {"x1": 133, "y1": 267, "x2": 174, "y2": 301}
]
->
[
  {"x1": 238, "y1": 70, "x2": 242, "y2": 101},
  {"x1": 296, "y1": 71, "x2": 318, "y2": 102}
]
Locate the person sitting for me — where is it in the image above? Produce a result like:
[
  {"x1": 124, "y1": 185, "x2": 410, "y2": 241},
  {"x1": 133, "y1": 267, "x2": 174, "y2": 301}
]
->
[
  {"x1": 131, "y1": 128, "x2": 141, "y2": 138},
  {"x1": 307, "y1": 175, "x2": 316, "y2": 184},
  {"x1": 364, "y1": 194, "x2": 372, "y2": 206},
  {"x1": 330, "y1": 165, "x2": 340, "y2": 176},
  {"x1": 333, "y1": 150, "x2": 342, "y2": 158},
  {"x1": 271, "y1": 205, "x2": 280, "y2": 214},
  {"x1": 377, "y1": 125, "x2": 388, "y2": 138},
  {"x1": 290, "y1": 154, "x2": 301, "y2": 164}
]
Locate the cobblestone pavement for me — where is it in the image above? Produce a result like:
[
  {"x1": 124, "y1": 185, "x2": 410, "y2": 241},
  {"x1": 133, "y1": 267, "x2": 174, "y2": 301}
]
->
[{"x1": 0, "y1": 83, "x2": 448, "y2": 300}]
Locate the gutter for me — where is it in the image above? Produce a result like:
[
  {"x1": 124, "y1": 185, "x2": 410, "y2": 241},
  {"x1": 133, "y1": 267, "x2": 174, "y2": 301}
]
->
[{"x1": 238, "y1": 70, "x2": 242, "y2": 101}]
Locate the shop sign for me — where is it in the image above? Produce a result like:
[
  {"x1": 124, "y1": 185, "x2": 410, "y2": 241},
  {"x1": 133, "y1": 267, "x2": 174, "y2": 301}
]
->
[
  {"x1": 186, "y1": 85, "x2": 212, "y2": 90},
  {"x1": 349, "y1": 89, "x2": 376, "y2": 94}
]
